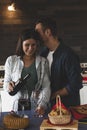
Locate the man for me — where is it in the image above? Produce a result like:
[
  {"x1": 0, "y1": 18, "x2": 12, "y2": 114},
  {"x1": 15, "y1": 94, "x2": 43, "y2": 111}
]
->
[{"x1": 35, "y1": 17, "x2": 83, "y2": 108}]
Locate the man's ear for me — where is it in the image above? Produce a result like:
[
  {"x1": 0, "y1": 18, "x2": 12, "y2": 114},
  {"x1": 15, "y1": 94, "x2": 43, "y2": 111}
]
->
[{"x1": 45, "y1": 29, "x2": 51, "y2": 36}]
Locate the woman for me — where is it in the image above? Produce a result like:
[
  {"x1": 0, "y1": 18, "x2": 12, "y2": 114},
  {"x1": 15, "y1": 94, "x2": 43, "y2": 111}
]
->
[{"x1": 3, "y1": 28, "x2": 51, "y2": 115}]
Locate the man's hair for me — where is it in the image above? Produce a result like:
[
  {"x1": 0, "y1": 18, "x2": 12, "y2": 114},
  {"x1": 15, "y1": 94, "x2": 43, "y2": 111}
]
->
[{"x1": 35, "y1": 17, "x2": 58, "y2": 37}]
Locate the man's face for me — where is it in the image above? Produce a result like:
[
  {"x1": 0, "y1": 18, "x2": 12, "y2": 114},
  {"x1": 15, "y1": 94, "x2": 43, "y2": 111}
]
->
[{"x1": 35, "y1": 23, "x2": 48, "y2": 43}]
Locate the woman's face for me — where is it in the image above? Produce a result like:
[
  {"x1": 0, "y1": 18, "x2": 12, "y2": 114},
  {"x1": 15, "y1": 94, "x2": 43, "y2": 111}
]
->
[{"x1": 23, "y1": 38, "x2": 37, "y2": 57}]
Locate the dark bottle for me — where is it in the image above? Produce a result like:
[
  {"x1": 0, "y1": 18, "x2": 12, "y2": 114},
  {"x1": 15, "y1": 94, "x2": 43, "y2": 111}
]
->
[{"x1": 9, "y1": 74, "x2": 31, "y2": 96}]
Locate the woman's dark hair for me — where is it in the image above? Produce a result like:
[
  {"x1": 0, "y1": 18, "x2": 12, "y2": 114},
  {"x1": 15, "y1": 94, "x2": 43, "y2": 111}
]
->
[
  {"x1": 35, "y1": 17, "x2": 58, "y2": 37},
  {"x1": 15, "y1": 28, "x2": 41, "y2": 58}
]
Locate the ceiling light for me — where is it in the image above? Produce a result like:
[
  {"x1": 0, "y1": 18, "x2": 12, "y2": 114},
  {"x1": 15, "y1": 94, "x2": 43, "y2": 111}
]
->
[{"x1": 8, "y1": 3, "x2": 16, "y2": 11}]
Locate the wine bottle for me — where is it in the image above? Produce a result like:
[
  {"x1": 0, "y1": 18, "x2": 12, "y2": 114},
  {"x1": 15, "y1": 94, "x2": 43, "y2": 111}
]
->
[{"x1": 9, "y1": 74, "x2": 31, "y2": 96}]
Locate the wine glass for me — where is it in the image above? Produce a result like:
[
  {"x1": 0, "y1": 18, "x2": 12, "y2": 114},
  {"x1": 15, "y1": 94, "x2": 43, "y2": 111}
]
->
[
  {"x1": 30, "y1": 90, "x2": 40, "y2": 117},
  {"x1": 19, "y1": 89, "x2": 29, "y2": 117}
]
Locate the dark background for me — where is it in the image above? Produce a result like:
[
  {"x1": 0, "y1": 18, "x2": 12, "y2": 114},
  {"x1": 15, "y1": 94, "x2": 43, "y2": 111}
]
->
[{"x1": 0, "y1": 0, "x2": 87, "y2": 64}]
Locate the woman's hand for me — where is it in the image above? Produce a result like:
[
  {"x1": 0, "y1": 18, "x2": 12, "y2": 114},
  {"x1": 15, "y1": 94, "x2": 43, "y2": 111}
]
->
[
  {"x1": 8, "y1": 81, "x2": 15, "y2": 92},
  {"x1": 35, "y1": 106, "x2": 45, "y2": 116}
]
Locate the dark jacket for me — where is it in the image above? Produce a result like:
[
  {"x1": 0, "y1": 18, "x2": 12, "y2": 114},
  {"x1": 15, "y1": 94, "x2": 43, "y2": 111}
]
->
[{"x1": 41, "y1": 41, "x2": 83, "y2": 108}]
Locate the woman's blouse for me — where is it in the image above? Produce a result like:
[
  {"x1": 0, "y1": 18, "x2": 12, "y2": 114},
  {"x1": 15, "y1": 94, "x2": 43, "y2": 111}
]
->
[{"x1": 21, "y1": 61, "x2": 38, "y2": 97}]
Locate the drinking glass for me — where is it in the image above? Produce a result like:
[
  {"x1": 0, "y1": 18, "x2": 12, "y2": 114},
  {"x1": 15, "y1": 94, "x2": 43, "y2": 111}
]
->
[
  {"x1": 30, "y1": 90, "x2": 40, "y2": 117},
  {"x1": 19, "y1": 90, "x2": 29, "y2": 116}
]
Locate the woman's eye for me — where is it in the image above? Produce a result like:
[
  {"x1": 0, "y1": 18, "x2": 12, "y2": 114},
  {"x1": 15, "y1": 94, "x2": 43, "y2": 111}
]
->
[
  {"x1": 25, "y1": 44, "x2": 29, "y2": 47},
  {"x1": 25, "y1": 43, "x2": 36, "y2": 47}
]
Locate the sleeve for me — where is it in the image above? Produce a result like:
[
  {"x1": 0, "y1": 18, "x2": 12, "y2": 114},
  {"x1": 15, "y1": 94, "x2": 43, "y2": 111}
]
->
[
  {"x1": 3, "y1": 56, "x2": 12, "y2": 91},
  {"x1": 38, "y1": 59, "x2": 51, "y2": 109},
  {"x1": 64, "y1": 52, "x2": 83, "y2": 95},
  {"x1": 2, "y1": 56, "x2": 21, "y2": 112}
]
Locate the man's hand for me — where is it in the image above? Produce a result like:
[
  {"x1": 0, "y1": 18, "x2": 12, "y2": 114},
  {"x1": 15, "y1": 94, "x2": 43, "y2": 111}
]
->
[
  {"x1": 51, "y1": 91, "x2": 58, "y2": 100},
  {"x1": 51, "y1": 88, "x2": 69, "y2": 100}
]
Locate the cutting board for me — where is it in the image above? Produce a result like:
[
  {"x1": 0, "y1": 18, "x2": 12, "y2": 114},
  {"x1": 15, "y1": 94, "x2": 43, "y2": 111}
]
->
[{"x1": 40, "y1": 119, "x2": 78, "y2": 130}]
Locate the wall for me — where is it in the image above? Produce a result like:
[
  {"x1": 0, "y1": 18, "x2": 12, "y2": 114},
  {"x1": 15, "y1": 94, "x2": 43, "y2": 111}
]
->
[{"x1": 0, "y1": 0, "x2": 87, "y2": 64}]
